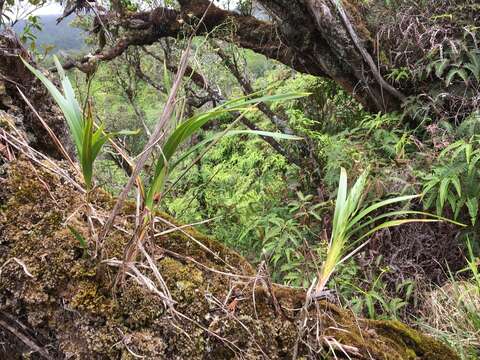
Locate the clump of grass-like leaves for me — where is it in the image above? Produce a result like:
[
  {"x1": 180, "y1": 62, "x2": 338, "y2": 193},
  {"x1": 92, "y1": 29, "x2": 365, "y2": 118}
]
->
[
  {"x1": 143, "y1": 91, "x2": 307, "y2": 210},
  {"x1": 420, "y1": 243, "x2": 480, "y2": 360},
  {"x1": 22, "y1": 56, "x2": 134, "y2": 190},
  {"x1": 313, "y1": 167, "x2": 464, "y2": 298}
]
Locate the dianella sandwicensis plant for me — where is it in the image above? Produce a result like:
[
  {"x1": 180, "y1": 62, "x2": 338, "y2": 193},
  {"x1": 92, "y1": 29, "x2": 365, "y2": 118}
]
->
[
  {"x1": 22, "y1": 55, "x2": 135, "y2": 192},
  {"x1": 312, "y1": 167, "x2": 465, "y2": 298},
  {"x1": 143, "y1": 91, "x2": 307, "y2": 212},
  {"x1": 119, "y1": 89, "x2": 307, "y2": 287}
]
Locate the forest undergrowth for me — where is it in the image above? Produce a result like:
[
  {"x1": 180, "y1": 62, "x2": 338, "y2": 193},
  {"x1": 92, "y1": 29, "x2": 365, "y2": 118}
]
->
[
  {"x1": 73, "y1": 46, "x2": 480, "y2": 357},
  {"x1": 68, "y1": 38, "x2": 480, "y2": 359}
]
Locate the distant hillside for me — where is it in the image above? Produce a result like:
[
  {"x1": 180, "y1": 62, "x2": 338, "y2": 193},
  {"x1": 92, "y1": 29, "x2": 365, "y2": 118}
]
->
[{"x1": 13, "y1": 15, "x2": 88, "y2": 53}]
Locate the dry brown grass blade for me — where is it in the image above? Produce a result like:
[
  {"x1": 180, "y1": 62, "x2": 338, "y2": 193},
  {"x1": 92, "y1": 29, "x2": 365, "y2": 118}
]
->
[
  {"x1": 98, "y1": 0, "x2": 216, "y2": 247},
  {"x1": 161, "y1": 248, "x2": 253, "y2": 280},
  {"x1": 0, "y1": 312, "x2": 53, "y2": 359},
  {"x1": 138, "y1": 243, "x2": 173, "y2": 306},
  {"x1": 0, "y1": 129, "x2": 15, "y2": 161},
  {"x1": 153, "y1": 215, "x2": 235, "y2": 270},
  {"x1": 97, "y1": 39, "x2": 192, "y2": 247},
  {"x1": 0, "y1": 130, "x2": 85, "y2": 193},
  {"x1": 0, "y1": 257, "x2": 34, "y2": 278},
  {"x1": 16, "y1": 86, "x2": 78, "y2": 172},
  {"x1": 103, "y1": 259, "x2": 175, "y2": 306}
]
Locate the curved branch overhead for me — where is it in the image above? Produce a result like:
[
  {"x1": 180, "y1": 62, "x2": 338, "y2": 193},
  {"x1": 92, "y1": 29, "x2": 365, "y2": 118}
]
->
[
  {"x1": 64, "y1": 2, "x2": 307, "y2": 74},
  {"x1": 61, "y1": 0, "x2": 477, "y2": 115},
  {"x1": 61, "y1": 0, "x2": 398, "y2": 112}
]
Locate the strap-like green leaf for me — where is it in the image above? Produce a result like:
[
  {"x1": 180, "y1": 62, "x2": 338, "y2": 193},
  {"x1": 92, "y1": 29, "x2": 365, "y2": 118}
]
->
[
  {"x1": 347, "y1": 194, "x2": 420, "y2": 231},
  {"x1": 466, "y1": 197, "x2": 479, "y2": 226}
]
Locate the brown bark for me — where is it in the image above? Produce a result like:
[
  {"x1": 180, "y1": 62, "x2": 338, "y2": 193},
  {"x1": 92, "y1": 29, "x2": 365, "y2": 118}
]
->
[
  {"x1": 61, "y1": 0, "x2": 406, "y2": 113},
  {"x1": 0, "y1": 30, "x2": 74, "y2": 159},
  {"x1": 60, "y1": 0, "x2": 478, "y2": 119}
]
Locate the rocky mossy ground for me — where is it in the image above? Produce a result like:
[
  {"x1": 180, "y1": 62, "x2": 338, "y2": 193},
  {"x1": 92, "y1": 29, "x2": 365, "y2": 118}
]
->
[{"x1": 0, "y1": 159, "x2": 459, "y2": 359}]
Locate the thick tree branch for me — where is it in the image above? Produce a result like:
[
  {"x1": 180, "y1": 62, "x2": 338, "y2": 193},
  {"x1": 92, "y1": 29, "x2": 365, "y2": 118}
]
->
[
  {"x1": 59, "y1": 0, "x2": 472, "y2": 118},
  {"x1": 63, "y1": 2, "x2": 308, "y2": 75},
  {"x1": 61, "y1": 0, "x2": 403, "y2": 113},
  {"x1": 72, "y1": 2, "x2": 480, "y2": 128}
]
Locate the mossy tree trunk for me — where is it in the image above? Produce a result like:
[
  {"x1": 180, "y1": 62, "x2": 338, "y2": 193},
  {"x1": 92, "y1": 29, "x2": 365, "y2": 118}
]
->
[{"x1": 0, "y1": 158, "x2": 460, "y2": 359}]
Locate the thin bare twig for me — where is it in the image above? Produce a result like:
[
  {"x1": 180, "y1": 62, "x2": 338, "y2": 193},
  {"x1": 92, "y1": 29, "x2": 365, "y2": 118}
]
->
[
  {"x1": 0, "y1": 313, "x2": 52, "y2": 359},
  {"x1": 98, "y1": 40, "x2": 192, "y2": 246},
  {"x1": 16, "y1": 86, "x2": 78, "y2": 171}
]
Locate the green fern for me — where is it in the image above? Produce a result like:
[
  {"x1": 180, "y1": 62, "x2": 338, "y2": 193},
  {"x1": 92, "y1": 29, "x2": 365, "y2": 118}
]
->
[{"x1": 422, "y1": 137, "x2": 480, "y2": 225}]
